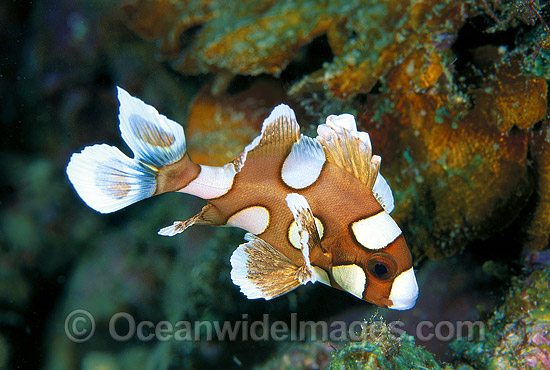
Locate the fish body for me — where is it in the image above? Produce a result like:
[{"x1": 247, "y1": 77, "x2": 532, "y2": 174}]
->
[{"x1": 66, "y1": 87, "x2": 418, "y2": 310}]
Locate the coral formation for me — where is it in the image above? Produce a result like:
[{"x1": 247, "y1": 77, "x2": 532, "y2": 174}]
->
[
  {"x1": 120, "y1": 0, "x2": 471, "y2": 98},
  {"x1": 472, "y1": 66, "x2": 547, "y2": 132},
  {"x1": 120, "y1": 0, "x2": 351, "y2": 80},
  {"x1": 452, "y1": 266, "x2": 550, "y2": 369},
  {"x1": 479, "y1": 0, "x2": 549, "y2": 32},
  {"x1": 356, "y1": 54, "x2": 544, "y2": 259},
  {"x1": 290, "y1": 0, "x2": 470, "y2": 99},
  {"x1": 120, "y1": 0, "x2": 550, "y2": 259},
  {"x1": 329, "y1": 320, "x2": 452, "y2": 370},
  {"x1": 185, "y1": 78, "x2": 288, "y2": 166}
]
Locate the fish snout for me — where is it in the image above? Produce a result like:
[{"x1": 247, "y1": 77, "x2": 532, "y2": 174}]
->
[{"x1": 387, "y1": 267, "x2": 418, "y2": 310}]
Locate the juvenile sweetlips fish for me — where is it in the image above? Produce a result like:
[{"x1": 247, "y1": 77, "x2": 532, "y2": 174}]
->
[{"x1": 66, "y1": 87, "x2": 419, "y2": 310}]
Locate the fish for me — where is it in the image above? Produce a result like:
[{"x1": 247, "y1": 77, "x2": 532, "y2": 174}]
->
[{"x1": 66, "y1": 87, "x2": 419, "y2": 310}]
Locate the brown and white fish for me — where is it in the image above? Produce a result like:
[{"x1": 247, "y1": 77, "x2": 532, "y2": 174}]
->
[{"x1": 66, "y1": 87, "x2": 419, "y2": 310}]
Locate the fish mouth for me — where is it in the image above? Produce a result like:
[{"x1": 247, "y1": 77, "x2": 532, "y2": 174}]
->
[{"x1": 387, "y1": 267, "x2": 419, "y2": 310}]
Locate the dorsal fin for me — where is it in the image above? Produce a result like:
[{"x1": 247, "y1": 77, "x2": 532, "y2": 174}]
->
[
  {"x1": 316, "y1": 113, "x2": 380, "y2": 189},
  {"x1": 373, "y1": 173, "x2": 395, "y2": 213},
  {"x1": 232, "y1": 104, "x2": 300, "y2": 171}
]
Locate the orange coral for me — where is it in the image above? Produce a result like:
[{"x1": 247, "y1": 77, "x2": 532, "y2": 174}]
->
[
  {"x1": 290, "y1": 0, "x2": 471, "y2": 98},
  {"x1": 472, "y1": 66, "x2": 547, "y2": 132},
  {"x1": 120, "y1": 0, "x2": 471, "y2": 99},
  {"x1": 356, "y1": 53, "x2": 545, "y2": 259},
  {"x1": 119, "y1": 0, "x2": 549, "y2": 259},
  {"x1": 185, "y1": 78, "x2": 288, "y2": 166},
  {"x1": 120, "y1": 0, "x2": 349, "y2": 77}
]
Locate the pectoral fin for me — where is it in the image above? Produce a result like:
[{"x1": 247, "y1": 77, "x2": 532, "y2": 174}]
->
[{"x1": 230, "y1": 233, "x2": 315, "y2": 300}]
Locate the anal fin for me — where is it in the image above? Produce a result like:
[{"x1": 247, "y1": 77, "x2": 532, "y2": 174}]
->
[
  {"x1": 158, "y1": 204, "x2": 223, "y2": 236},
  {"x1": 230, "y1": 233, "x2": 314, "y2": 300}
]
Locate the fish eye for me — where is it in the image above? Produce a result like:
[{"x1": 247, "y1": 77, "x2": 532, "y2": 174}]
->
[
  {"x1": 367, "y1": 253, "x2": 397, "y2": 281},
  {"x1": 374, "y1": 263, "x2": 388, "y2": 276}
]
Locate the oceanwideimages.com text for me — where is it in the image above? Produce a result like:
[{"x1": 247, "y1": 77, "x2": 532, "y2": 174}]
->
[{"x1": 65, "y1": 310, "x2": 485, "y2": 344}]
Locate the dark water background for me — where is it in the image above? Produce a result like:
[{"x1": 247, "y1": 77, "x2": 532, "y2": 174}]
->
[{"x1": 1, "y1": 1, "x2": 549, "y2": 369}]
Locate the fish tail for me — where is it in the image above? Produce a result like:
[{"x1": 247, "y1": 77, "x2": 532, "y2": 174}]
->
[{"x1": 66, "y1": 87, "x2": 197, "y2": 213}]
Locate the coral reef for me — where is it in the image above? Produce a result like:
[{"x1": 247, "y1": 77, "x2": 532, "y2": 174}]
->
[
  {"x1": 452, "y1": 266, "x2": 550, "y2": 369},
  {"x1": 290, "y1": 0, "x2": 470, "y2": 99},
  {"x1": 3, "y1": 0, "x2": 550, "y2": 369},
  {"x1": 120, "y1": 0, "x2": 550, "y2": 259},
  {"x1": 356, "y1": 54, "x2": 544, "y2": 259},
  {"x1": 120, "y1": 0, "x2": 351, "y2": 83},
  {"x1": 480, "y1": 0, "x2": 550, "y2": 33},
  {"x1": 329, "y1": 320, "x2": 453, "y2": 370},
  {"x1": 120, "y1": 0, "x2": 471, "y2": 98},
  {"x1": 186, "y1": 77, "x2": 289, "y2": 166}
]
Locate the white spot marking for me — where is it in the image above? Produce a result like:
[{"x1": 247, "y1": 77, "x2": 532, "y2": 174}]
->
[
  {"x1": 282, "y1": 137, "x2": 325, "y2": 189},
  {"x1": 331, "y1": 264, "x2": 366, "y2": 299},
  {"x1": 312, "y1": 266, "x2": 330, "y2": 286},
  {"x1": 179, "y1": 163, "x2": 236, "y2": 199},
  {"x1": 388, "y1": 267, "x2": 418, "y2": 310},
  {"x1": 351, "y1": 211, "x2": 401, "y2": 250},
  {"x1": 227, "y1": 206, "x2": 270, "y2": 235}
]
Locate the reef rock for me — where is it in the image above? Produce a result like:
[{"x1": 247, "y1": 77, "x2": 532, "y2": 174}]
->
[
  {"x1": 452, "y1": 266, "x2": 550, "y2": 369},
  {"x1": 119, "y1": 0, "x2": 550, "y2": 261},
  {"x1": 120, "y1": 0, "x2": 471, "y2": 98},
  {"x1": 185, "y1": 78, "x2": 288, "y2": 166}
]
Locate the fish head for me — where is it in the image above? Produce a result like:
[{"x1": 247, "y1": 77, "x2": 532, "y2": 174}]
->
[
  {"x1": 328, "y1": 232, "x2": 418, "y2": 310},
  {"x1": 360, "y1": 238, "x2": 418, "y2": 310}
]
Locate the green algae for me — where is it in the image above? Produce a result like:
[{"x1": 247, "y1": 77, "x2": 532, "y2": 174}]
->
[
  {"x1": 451, "y1": 266, "x2": 550, "y2": 369},
  {"x1": 330, "y1": 320, "x2": 452, "y2": 370},
  {"x1": 435, "y1": 152, "x2": 483, "y2": 190},
  {"x1": 526, "y1": 49, "x2": 550, "y2": 80}
]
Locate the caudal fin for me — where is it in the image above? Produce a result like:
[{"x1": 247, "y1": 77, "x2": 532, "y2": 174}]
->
[{"x1": 66, "y1": 87, "x2": 188, "y2": 213}]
